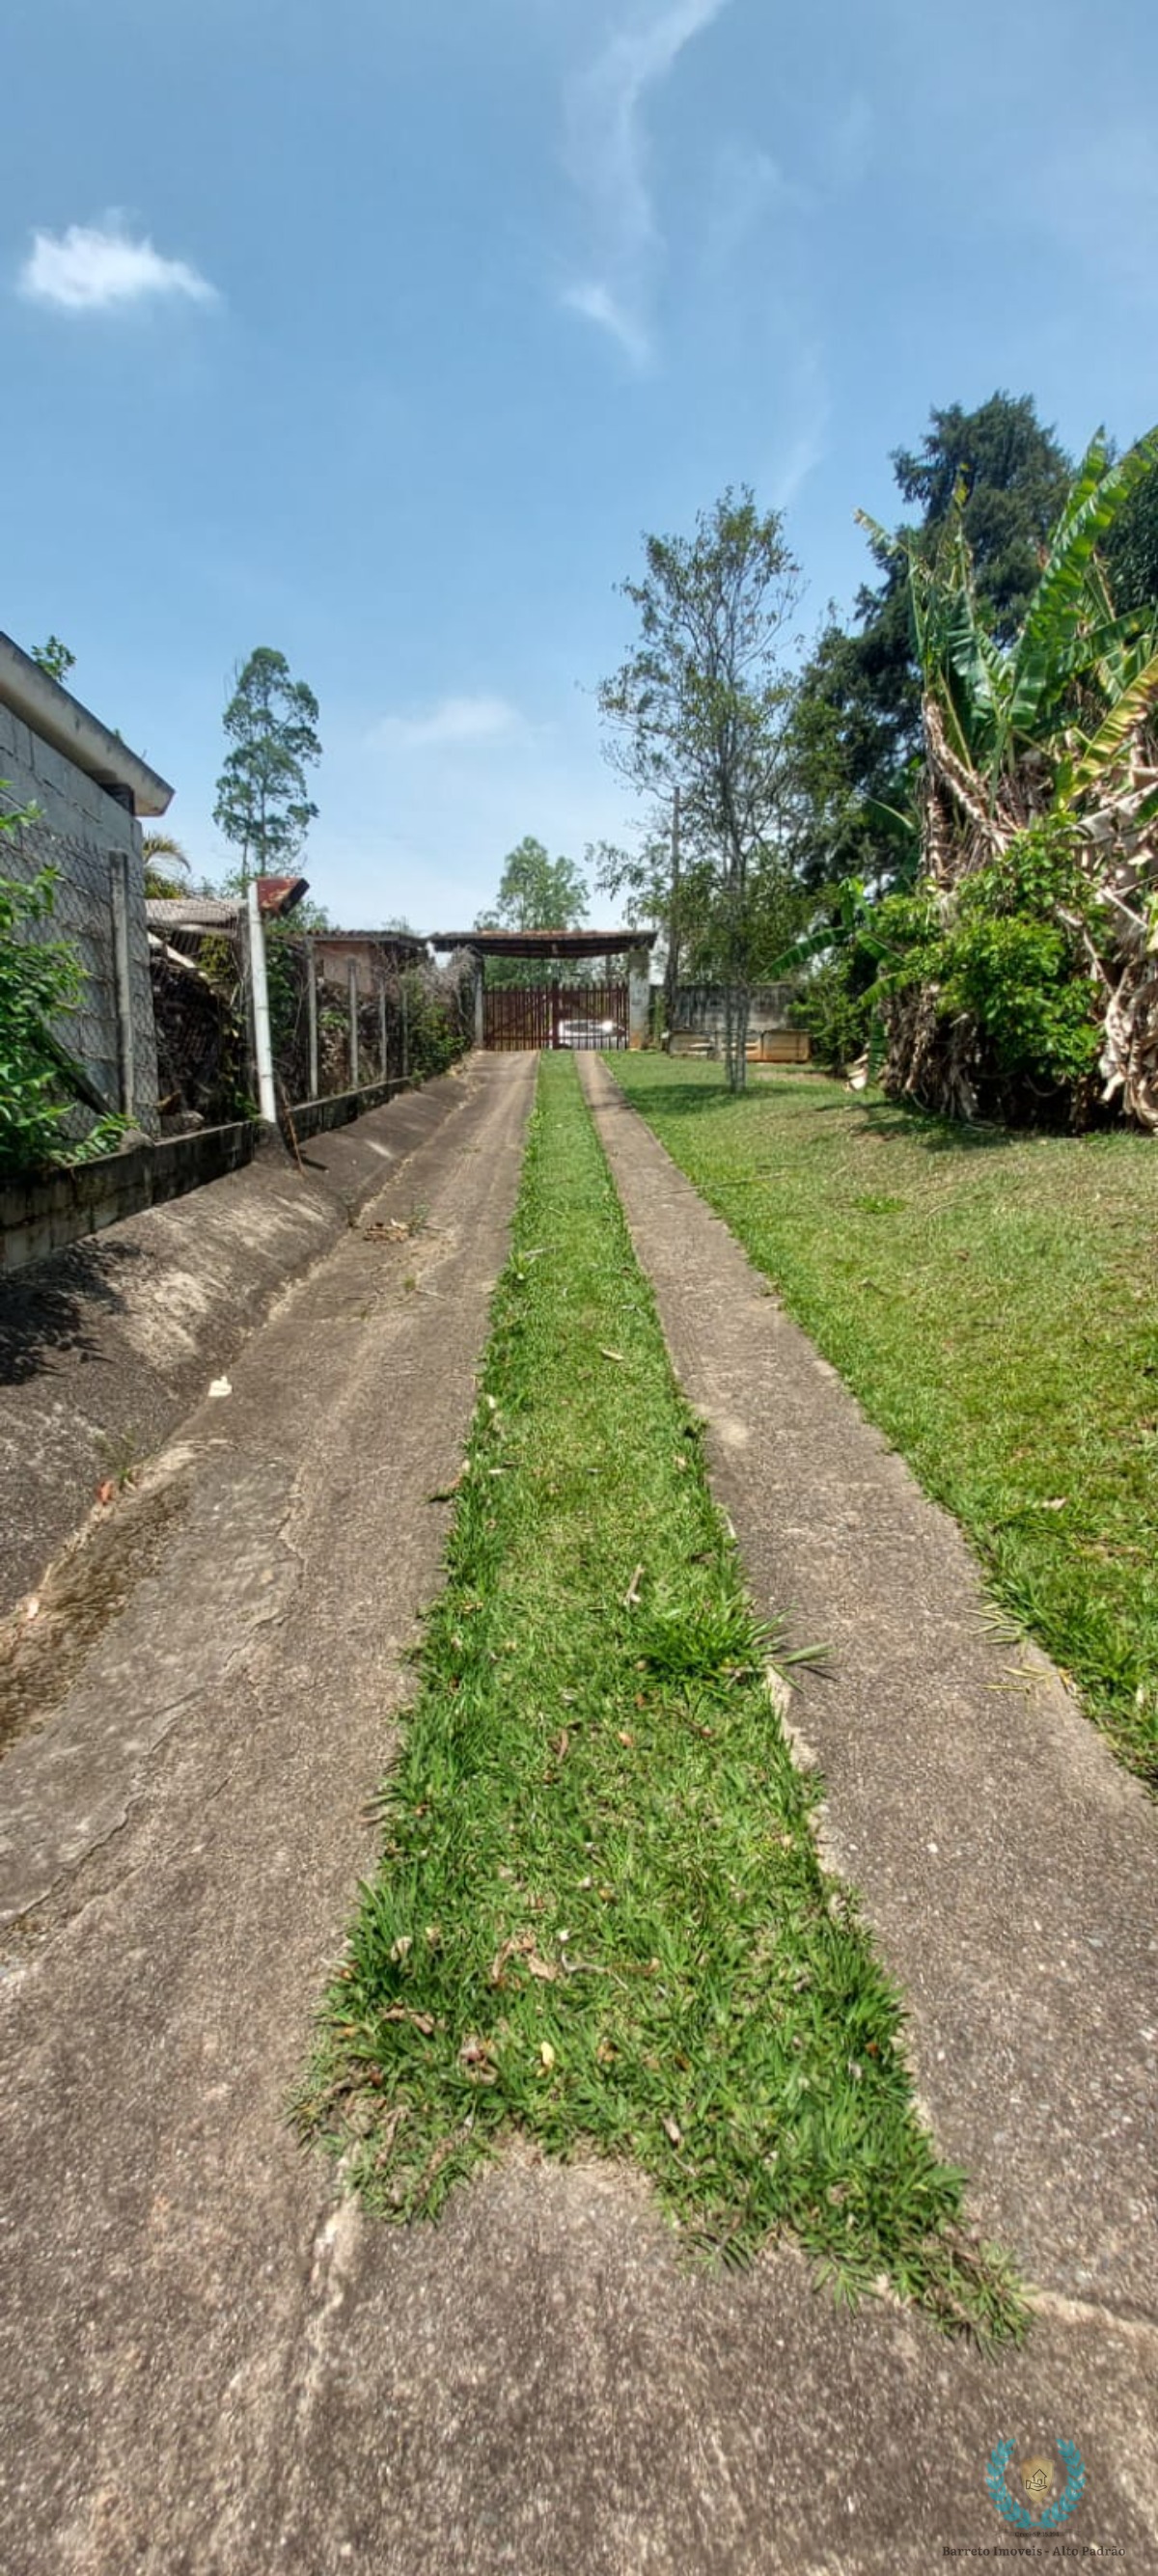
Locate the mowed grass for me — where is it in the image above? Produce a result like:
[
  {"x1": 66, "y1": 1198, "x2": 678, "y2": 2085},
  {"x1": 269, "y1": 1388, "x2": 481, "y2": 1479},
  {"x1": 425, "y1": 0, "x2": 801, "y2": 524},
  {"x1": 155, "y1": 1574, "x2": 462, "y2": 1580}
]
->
[
  {"x1": 612, "y1": 1056, "x2": 1158, "y2": 1785},
  {"x1": 299, "y1": 1054, "x2": 1022, "y2": 2338}
]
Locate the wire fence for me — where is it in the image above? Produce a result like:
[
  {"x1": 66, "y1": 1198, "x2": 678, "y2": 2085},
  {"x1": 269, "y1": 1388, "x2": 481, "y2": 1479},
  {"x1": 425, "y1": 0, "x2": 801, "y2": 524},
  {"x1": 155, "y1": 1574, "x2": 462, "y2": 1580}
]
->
[{"x1": 150, "y1": 924, "x2": 474, "y2": 1134}]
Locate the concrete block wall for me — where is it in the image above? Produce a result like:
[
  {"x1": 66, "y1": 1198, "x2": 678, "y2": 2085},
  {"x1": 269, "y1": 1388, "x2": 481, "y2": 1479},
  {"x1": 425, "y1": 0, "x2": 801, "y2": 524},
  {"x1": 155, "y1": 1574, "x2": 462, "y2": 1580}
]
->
[
  {"x1": 0, "y1": 1118, "x2": 261, "y2": 1275},
  {"x1": 671, "y1": 983, "x2": 801, "y2": 1052},
  {"x1": 0, "y1": 705, "x2": 159, "y2": 1134}
]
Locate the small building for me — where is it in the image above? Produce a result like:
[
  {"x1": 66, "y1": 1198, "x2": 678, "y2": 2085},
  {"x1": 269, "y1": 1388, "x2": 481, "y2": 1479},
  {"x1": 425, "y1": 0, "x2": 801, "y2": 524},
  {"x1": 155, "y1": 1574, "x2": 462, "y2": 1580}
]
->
[
  {"x1": 309, "y1": 927, "x2": 428, "y2": 999},
  {"x1": 0, "y1": 632, "x2": 174, "y2": 1134}
]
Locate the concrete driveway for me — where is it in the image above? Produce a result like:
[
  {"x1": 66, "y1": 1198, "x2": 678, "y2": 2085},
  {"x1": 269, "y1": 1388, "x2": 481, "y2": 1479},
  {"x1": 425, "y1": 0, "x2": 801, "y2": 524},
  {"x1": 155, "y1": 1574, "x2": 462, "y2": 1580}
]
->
[{"x1": 1, "y1": 1049, "x2": 1155, "y2": 2572}]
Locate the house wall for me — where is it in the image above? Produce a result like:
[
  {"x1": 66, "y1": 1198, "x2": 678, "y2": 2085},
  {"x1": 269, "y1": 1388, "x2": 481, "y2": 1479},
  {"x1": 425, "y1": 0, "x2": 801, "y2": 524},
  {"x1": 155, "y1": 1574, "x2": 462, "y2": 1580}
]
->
[{"x1": 0, "y1": 704, "x2": 159, "y2": 1133}]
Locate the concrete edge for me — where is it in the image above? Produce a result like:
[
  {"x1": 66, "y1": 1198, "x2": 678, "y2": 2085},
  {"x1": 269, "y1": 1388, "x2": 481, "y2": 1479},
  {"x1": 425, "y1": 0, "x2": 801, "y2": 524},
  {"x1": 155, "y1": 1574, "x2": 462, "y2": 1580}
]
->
[{"x1": 0, "y1": 1061, "x2": 479, "y2": 1621}]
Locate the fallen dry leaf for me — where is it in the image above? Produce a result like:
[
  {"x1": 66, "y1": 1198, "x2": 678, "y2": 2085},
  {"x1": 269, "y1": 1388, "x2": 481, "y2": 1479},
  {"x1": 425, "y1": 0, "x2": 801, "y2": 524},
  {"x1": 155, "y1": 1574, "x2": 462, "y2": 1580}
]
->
[
  {"x1": 617, "y1": 1730, "x2": 635, "y2": 1748},
  {"x1": 96, "y1": 1479, "x2": 116, "y2": 1507},
  {"x1": 599, "y1": 1347, "x2": 626, "y2": 1363},
  {"x1": 381, "y1": 2007, "x2": 435, "y2": 2036},
  {"x1": 551, "y1": 1728, "x2": 570, "y2": 1762},
  {"x1": 489, "y1": 1931, "x2": 559, "y2": 1987},
  {"x1": 538, "y1": 2042, "x2": 556, "y2": 2071},
  {"x1": 622, "y1": 1565, "x2": 644, "y2": 1610},
  {"x1": 662, "y1": 2115, "x2": 683, "y2": 2149}
]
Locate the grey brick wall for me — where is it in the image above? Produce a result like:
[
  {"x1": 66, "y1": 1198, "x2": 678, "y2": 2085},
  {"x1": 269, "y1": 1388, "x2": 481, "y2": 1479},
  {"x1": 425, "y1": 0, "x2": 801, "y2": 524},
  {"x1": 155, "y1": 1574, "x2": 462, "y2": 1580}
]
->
[{"x1": 0, "y1": 704, "x2": 159, "y2": 1135}]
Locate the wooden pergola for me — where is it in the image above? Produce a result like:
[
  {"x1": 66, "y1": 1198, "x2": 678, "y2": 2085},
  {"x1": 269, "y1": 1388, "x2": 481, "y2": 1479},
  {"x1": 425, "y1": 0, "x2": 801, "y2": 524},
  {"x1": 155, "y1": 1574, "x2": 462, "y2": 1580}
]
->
[{"x1": 427, "y1": 928, "x2": 657, "y2": 1050}]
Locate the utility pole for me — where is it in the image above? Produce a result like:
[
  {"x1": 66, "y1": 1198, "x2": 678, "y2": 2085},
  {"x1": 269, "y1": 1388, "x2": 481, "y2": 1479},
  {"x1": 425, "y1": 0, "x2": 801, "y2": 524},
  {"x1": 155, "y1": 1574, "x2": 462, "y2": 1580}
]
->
[
  {"x1": 246, "y1": 881, "x2": 277, "y2": 1124},
  {"x1": 663, "y1": 783, "x2": 681, "y2": 1037}
]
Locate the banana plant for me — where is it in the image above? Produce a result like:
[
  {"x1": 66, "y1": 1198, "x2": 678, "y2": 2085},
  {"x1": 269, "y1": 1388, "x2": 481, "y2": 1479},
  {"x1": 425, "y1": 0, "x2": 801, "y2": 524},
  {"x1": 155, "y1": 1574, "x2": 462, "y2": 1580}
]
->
[{"x1": 854, "y1": 427, "x2": 1158, "y2": 1125}]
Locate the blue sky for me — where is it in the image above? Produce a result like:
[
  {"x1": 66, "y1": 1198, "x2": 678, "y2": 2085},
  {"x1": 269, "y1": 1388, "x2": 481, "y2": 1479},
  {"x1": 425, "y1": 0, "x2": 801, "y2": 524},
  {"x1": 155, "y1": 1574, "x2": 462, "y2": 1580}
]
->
[{"x1": 5, "y1": 0, "x2": 1157, "y2": 928}]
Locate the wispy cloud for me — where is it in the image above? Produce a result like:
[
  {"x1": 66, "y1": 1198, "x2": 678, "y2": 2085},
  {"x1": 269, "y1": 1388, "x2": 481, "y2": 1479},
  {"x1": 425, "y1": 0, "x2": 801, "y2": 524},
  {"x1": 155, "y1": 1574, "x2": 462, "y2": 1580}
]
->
[
  {"x1": 371, "y1": 695, "x2": 526, "y2": 754},
  {"x1": 768, "y1": 342, "x2": 831, "y2": 511},
  {"x1": 18, "y1": 221, "x2": 217, "y2": 313},
  {"x1": 698, "y1": 143, "x2": 802, "y2": 279},
  {"x1": 560, "y1": 279, "x2": 652, "y2": 368},
  {"x1": 562, "y1": 0, "x2": 730, "y2": 365}
]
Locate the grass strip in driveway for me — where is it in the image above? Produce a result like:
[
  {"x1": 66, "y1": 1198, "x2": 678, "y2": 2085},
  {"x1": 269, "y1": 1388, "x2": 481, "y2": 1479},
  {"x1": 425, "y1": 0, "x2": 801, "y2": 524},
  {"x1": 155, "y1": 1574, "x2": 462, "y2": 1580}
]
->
[
  {"x1": 299, "y1": 1054, "x2": 1022, "y2": 2339},
  {"x1": 610, "y1": 1057, "x2": 1158, "y2": 1787}
]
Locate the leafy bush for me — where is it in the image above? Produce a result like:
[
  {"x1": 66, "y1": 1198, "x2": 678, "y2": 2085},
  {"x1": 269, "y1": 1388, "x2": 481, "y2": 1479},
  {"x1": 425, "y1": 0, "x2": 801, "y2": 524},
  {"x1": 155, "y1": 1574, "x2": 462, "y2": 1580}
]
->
[
  {"x1": 400, "y1": 964, "x2": 471, "y2": 1078},
  {"x1": 0, "y1": 810, "x2": 126, "y2": 1176},
  {"x1": 791, "y1": 953, "x2": 874, "y2": 1072},
  {"x1": 872, "y1": 821, "x2": 1103, "y2": 1122}
]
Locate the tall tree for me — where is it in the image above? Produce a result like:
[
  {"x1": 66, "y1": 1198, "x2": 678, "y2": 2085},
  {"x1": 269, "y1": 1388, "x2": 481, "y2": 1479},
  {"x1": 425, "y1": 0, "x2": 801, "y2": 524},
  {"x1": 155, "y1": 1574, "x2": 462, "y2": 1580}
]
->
[
  {"x1": 480, "y1": 835, "x2": 589, "y2": 934},
  {"x1": 212, "y1": 646, "x2": 321, "y2": 884},
  {"x1": 794, "y1": 395, "x2": 1074, "y2": 888},
  {"x1": 475, "y1": 836, "x2": 590, "y2": 986},
  {"x1": 598, "y1": 487, "x2": 802, "y2": 1089}
]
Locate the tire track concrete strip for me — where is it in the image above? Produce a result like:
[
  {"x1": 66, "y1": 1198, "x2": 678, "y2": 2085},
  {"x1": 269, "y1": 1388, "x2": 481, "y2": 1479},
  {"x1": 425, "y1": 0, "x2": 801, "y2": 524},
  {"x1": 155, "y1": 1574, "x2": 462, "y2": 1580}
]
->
[
  {"x1": 0, "y1": 1052, "x2": 537, "y2": 2574},
  {"x1": 578, "y1": 1052, "x2": 1158, "y2": 2324},
  {"x1": 3, "y1": 1049, "x2": 1156, "y2": 2574}
]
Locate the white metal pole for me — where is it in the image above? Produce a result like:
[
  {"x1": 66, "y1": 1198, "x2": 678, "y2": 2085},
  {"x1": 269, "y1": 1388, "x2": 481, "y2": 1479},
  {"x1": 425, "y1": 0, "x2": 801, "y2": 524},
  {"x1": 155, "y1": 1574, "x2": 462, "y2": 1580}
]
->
[
  {"x1": 246, "y1": 882, "x2": 277, "y2": 1124},
  {"x1": 306, "y1": 936, "x2": 319, "y2": 1100},
  {"x1": 347, "y1": 958, "x2": 360, "y2": 1088}
]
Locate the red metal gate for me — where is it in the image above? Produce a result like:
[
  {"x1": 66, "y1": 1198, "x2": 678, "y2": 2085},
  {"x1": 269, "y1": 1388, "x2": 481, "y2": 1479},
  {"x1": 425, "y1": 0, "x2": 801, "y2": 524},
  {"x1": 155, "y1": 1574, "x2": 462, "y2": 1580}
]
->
[{"x1": 483, "y1": 982, "x2": 628, "y2": 1051}]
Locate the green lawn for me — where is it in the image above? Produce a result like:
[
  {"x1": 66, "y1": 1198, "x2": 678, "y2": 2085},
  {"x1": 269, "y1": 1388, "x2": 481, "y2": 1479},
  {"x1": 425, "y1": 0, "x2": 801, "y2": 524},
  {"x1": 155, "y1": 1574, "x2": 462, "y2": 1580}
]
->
[
  {"x1": 611, "y1": 1056, "x2": 1158, "y2": 1786},
  {"x1": 299, "y1": 1055, "x2": 1022, "y2": 2340}
]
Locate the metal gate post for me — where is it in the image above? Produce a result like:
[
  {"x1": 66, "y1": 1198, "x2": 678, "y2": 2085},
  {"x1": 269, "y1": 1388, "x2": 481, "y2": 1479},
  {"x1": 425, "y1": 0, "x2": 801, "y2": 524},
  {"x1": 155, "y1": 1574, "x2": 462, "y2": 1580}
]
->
[
  {"x1": 347, "y1": 958, "x2": 360, "y2": 1088},
  {"x1": 306, "y1": 937, "x2": 319, "y2": 1099},
  {"x1": 108, "y1": 849, "x2": 136, "y2": 1117}
]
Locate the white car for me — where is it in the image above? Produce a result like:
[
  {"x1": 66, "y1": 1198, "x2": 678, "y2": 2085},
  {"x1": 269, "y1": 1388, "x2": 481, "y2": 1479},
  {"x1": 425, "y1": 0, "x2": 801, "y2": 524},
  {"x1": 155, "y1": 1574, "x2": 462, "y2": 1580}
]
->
[{"x1": 556, "y1": 1017, "x2": 627, "y2": 1050}]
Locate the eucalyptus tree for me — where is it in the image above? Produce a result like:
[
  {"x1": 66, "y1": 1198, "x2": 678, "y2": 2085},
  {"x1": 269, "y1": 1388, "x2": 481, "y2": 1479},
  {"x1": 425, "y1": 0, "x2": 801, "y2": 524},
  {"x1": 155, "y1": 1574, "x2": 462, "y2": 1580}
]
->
[
  {"x1": 213, "y1": 646, "x2": 321, "y2": 885},
  {"x1": 598, "y1": 488, "x2": 802, "y2": 1090}
]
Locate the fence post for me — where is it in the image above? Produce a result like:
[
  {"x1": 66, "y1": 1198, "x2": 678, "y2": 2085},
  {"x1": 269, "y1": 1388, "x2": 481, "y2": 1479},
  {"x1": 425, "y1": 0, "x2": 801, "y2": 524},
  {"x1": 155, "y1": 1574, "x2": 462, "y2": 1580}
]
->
[
  {"x1": 401, "y1": 973, "x2": 409, "y2": 1080},
  {"x1": 246, "y1": 882, "x2": 278, "y2": 1123},
  {"x1": 306, "y1": 937, "x2": 319, "y2": 1099},
  {"x1": 379, "y1": 979, "x2": 388, "y2": 1082},
  {"x1": 347, "y1": 958, "x2": 360, "y2": 1089},
  {"x1": 108, "y1": 850, "x2": 136, "y2": 1118}
]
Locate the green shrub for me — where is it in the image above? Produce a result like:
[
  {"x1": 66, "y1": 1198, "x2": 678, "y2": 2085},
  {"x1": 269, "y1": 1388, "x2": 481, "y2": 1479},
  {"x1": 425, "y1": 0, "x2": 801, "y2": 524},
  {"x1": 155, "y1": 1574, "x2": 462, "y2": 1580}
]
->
[
  {"x1": 0, "y1": 809, "x2": 127, "y2": 1176},
  {"x1": 1, "y1": 864, "x2": 83, "y2": 1176},
  {"x1": 870, "y1": 822, "x2": 1103, "y2": 1122},
  {"x1": 791, "y1": 954, "x2": 874, "y2": 1072}
]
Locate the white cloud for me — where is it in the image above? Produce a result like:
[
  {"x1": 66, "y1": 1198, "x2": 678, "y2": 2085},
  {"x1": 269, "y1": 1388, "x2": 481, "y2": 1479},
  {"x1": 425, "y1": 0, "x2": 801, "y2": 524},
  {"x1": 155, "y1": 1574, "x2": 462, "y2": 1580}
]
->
[
  {"x1": 561, "y1": 279, "x2": 652, "y2": 368},
  {"x1": 18, "y1": 222, "x2": 217, "y2": 314},
  {"x1": 371, "y1": 695, "x2": 526, "y2": 754},
  {"x1": 562, "y1": 0, "x2": 730, "y2": 364}
]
